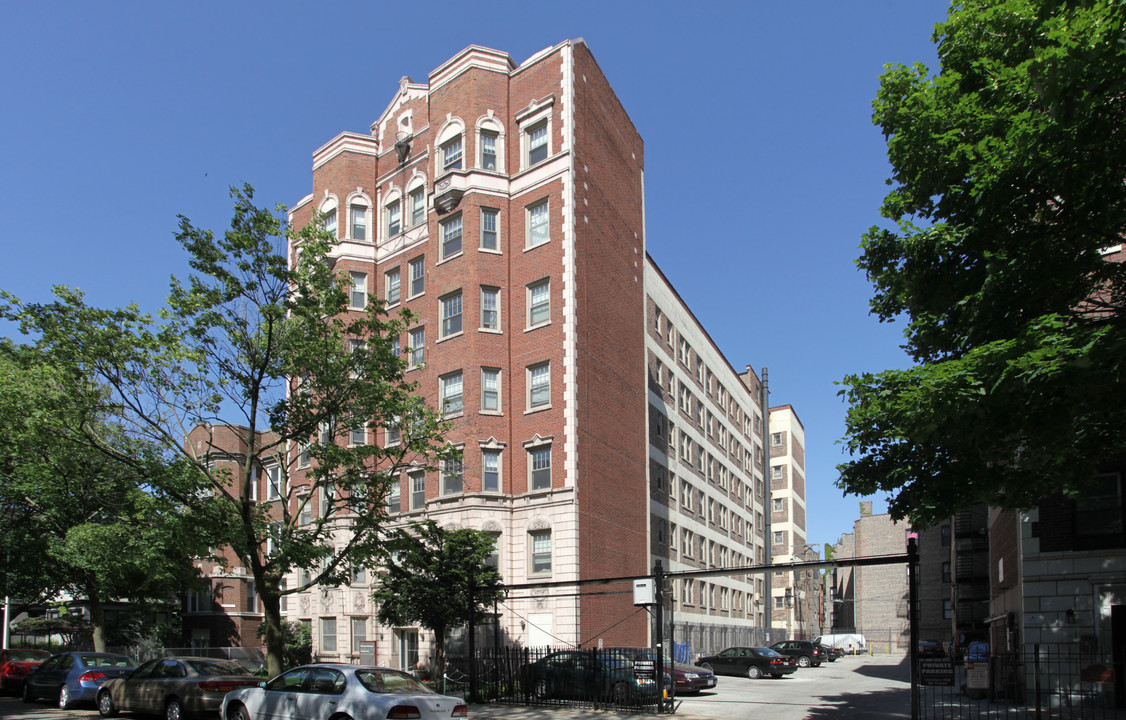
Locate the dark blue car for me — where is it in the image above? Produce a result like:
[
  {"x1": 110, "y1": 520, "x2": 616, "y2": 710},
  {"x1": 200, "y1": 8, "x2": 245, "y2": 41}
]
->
[{"x1": 23, "y1": 652, "x2": 136, "y2": 709}]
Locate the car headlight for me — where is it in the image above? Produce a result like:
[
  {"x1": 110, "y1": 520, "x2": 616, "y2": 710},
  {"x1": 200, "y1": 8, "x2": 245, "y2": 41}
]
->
[{"x1": 684, "y1": 673, "x2": 698, "y2": 679}]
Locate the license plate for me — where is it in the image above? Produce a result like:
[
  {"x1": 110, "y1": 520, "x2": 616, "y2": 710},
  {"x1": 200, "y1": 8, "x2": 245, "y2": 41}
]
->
[{"x1": 704, "y1": 678, "x2": 716, "y2": 687}]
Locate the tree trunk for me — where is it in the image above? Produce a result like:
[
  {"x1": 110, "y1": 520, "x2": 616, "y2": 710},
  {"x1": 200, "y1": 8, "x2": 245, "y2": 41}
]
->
[
  {"x1": 88, "y1": 588, "x2": 107, "y2": 652},
  {"x1": 258, "y1": 580, "x2": 285, "y2": 677}
]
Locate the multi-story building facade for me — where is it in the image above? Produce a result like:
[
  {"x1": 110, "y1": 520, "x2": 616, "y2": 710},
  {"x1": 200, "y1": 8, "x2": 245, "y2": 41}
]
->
[
  {"x1": 182, "y1": 40, "x2": 790, "y2": 668},
  {"x1": 766, "y1": 406, "x2": 817, "y2": 638}
]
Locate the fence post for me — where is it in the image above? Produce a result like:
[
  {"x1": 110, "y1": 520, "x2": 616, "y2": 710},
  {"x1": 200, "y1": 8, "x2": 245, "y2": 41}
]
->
[
  {"x1": 1034, "y1": 644, "x2": 1041, "y2": 720},
  {"x1": 908, "y1": 536, "x2": 919, "y2": 720}
]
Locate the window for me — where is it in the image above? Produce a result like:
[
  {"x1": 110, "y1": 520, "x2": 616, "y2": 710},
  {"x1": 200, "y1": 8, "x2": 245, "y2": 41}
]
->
[
  {"x1": 773, "y1": 531, "x2": 784, "y2": 544},
  {"x1": 480, "y1": 286, "x2": 500, "y2": 331},
  {"x1": 385, "y1": 268, "x2": 401, "y2": 305},
  {"x1": 409, "y1": 257, "x2": 425, "y2": 297},
  {"x1": 481, "y1": 368, "x2": 500, "y2": 412},
  {"x1": 350, "y1": 273, "x2": 367, "y2": 310},
  {"x1": 387, "y1": 480, "x2": 400, "y2": 514},
  {"x1": 772, "y1": 465, "x2": 783, "y2": 479},
  {"x1": 485, "y1": 532, "x2": 501, "y2": 570},
  {"x1": 482, "y1": 449, "x2": 500, "y2": 491},
  {"x1": 409, "y1": 470, "x2": 425, "y2": 510},
  {"x1": 527, "y1": 279, "x2": 549, "y2": 327},
  {"x1": 386, "y1": 416, "x2": 401, "y2": 445},
  {"x1": 408, "y1": 327, "x2": 425, "y2": 368},
  {"x1": 351, "y1": 618, "x2": 367, "y2": 652},
  {"x1": 943, "y1": 599, "x2": 952, "y2": 620},
  {"x1": 526, "y1": 121, "x2": 548, "y2": 166},
  {"x1": 351, "y1": 205, "x2": 367, "y2": 241},
  {"x1": 442, "y1": 136, "x2": 463, "y2": 171},
  {"x1": 322, "y1": 207, "x2": 337, "y2": 237},
  {"x1": 529, "y1": 445, "x2": 551, "y2": 490},
  {"x1": 409, "y1": 187, "x2": 426, "y2": 227},
  {"x1": 298, "y1": 442, "x2": 310, "y2": 468},
  {"x1": 386, "y1": 201, "x2": 401, "y2": 237},
  {"x1": 440, "y1": 372, "x2": 463, "y2": 415},
  {"x1": 941, "y1": 561, "x2": 951, "y2": 583},
  {"x1": 527, "y1": 200, "x2": 549, "y2": 248},
  {"x1": 480, "y1": 208, "x2": 499, "y2": 251},
  {"x1": 440, "y1": 215, "x2": 462, "y2": 259},
  {"x1": 247, "y1": 582, "x2": 257, "y2": 612},
  {"x1": 441, "y1": 456, "x2": 463, "y2": 495},
  {"x1": 321, "y1": 617, "x2": 337, "y2": 653},
  {"x1": 440, "y1": 292, "x2": 463, "y2": 338},
  {"x1": 266, "y1": 465, "x2": 283, "y2": 501},
  {"x1": 773, "y1": 497, "x2": 784, "y2": 512},
  {"x1": 350, "y1": 425, "x2": 366, "y2": 446},
  {"x1": 481, "y1": 131, "x2": 498, "y2": 170},
  {"x1": 530, "y1": 529, "x2": 551, "y2": 574},
  {"x1": 940, "y1": 525, "x2": 951, "y2": 547},
  {"x1": 771, "y1": 432, "x2": 782, "y2": 446},
  {"x1": 528, "y1": 362, "x2": 550, "y2": 409}
]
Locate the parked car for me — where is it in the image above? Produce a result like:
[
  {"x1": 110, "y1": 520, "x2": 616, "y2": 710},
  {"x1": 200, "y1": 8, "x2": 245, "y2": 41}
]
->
[
  {"x1": 521, "y1": 649, "x2": 659, "y2": 704},
  {"x1": 964, "y1": 641, "x2": 990, "y2": 663},
  {"x1": 696, "y1": 647, "x2": 797, "y2": 679},
  {"x1": 221, "y1": 664, "x2": 466, "y2": 720},
  {"x1": 21, "y1": 652, "x2": 136, "y2": 709},
  {"x1": 96, "y1": 656, "x2": 259, "y2": 720},
  {"x1": 820, "y1": 643, "x2": 840, "y2": 662},
  {"x1": 0, "y1": 649, "x2": 50, "y2": 695},
  {"x1": 815, "y1": 633, "x2": 866, "y2": 655},
  {"x1": 770, "y1": 640, "x2": 823, "y2": 668},
  {"x1": 609, "y1": 648, "x2": 717, "y2": 694}
]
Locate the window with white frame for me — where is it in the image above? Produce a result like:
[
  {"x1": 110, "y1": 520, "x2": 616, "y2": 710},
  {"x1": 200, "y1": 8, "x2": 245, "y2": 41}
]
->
[
  {"x1": 527, "y1": 279, "x2": 549, "y2": 328},
  {"x1": 387, "y1": 479, "x2": 400, "y2": 513},
  {"x1": 408, "y1": 327, "x2": 425, "y2": 368},
  {"x1": 409, "y1": 470, "x2": 425, "y2": 510},
  {"x1": 527, "y1": 200, "x2": 549, "y2": 248},
  {"x1": 266, "y1": 465, "x2": 283, "y2": 500},
  {"x1": 480, "y1": 130, "x2": 498, "y2": 170},
  {"x1": 322, "y1": 206, "x2": 338, "y2": 237},
  {"x1": 773, "y1": 497, "x2": 784, "y2": 512},
  {"x1": 526, "y1": 121, "x2": 548, "y2": 166},
  {"x1": 408, "y1": 256, "x2": 425, "y2": 297},
  {"x1": 386, "y1": 200, "x2": 402, "y2": 237},
  {"x1": 440, "y1": 215, "x2": 462, "y2": 260},
  {"x1": 441, "y1": 455, "x2": 463, "y2": 495},
  {"x1": 529, "y1": 529, "x2": 551, "y2": 574},
  {"x1": 772, "y1": 465, "x2": 783, "y2": 479},
  {"x1": 440, "y1": 291, "x2": 463, "y2": 338},
  {"x1": 349, "y1": 273, "x2": 367, "y2": 310},
  {"x1": 480, "y1": 286, "x2": 499, "y2": 331},
  {"x1": 773, "y1": 531, "x2": 784, "y2": 544},
  {"x1": 440, "y1": 371, "x2": 463, "y2": 415},
  {"x1": 350, "y1": 424, "x2": 366, "y2": 446},
  {"x1": 442, "y1": 136, "x2": 463, "y2": 171},
  {"x1": 298, "y1": 441, "x2": 310, "y2": 468},
  {"x1": 351, "y1": 617, "x2": 367, "y2": 652},
  {"x1": 351, "y1": 204, "x2": 367, "y2": 241},
  {"x1": 482, "y1": 449, "x2": 501, "y2": 491},
  {"x1": 385, "y1": 415, "x2": 401, "y2": 446},
  {"x1": 321, "y1": 617, "x2": 337, "y2": 653},
  {"x1": 771, "y1": 432, "x2": 782, "y2": 446},
  {"x1": 529, "y1": 444, "x2": 551, "y2": 490},
  {"x1": 385, "y1": 268, "x2": 401, "y2": 305},
  {"x1": 409, "y1": 187, "x2": 426, "y2": 227},
  {"x1": 480, "y1": 208, "x2": 499, "y2": 251},
  {"x1": 528, "y1": 362, "x2": 550, "y2": 409},
  {"x1": 485, "y1": 531, "x2": 501, "y2": 571},
  {"x1": 481, "y1": 368, "x2": 500, "y2": 413}
]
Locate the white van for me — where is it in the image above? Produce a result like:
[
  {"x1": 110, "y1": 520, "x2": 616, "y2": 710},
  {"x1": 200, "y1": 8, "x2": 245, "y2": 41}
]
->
[{"x1": 815, "y1": 633, "x2": 867, "y2": 654}]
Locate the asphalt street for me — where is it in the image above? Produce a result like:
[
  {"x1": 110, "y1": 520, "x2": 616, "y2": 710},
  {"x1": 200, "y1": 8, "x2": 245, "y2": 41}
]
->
[{"x1": 0, "y1": 654, "x2": 910, "y2": 720}]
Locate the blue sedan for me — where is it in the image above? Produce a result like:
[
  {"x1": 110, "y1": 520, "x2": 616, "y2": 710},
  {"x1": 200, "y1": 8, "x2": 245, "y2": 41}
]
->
[{"x1": 23, "y1": 652, "x2": 136, "y2": 709}]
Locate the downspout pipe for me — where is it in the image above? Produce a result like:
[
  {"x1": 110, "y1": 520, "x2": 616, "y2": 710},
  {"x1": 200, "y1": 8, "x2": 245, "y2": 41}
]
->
[{"x1": 762, "y1": 367, "x2": 772, "y2": 642}]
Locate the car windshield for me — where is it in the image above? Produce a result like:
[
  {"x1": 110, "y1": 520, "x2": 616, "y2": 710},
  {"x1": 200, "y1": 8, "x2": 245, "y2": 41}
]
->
[
  {"x1": 356, "y1": 669, "x2": 433, "y2": 694},
  {"x1": 187, "y1": 660, "x2": 249, "y2": 676},
  {"x1": 754, "y1": 648, "x2": 783, "y2": 657},
  {"x1": 7, "y1": 651, "x2": 49, "y2": 662},
  {"x1": 79, "y1": 655, "x2": 135, "y2": 668}
]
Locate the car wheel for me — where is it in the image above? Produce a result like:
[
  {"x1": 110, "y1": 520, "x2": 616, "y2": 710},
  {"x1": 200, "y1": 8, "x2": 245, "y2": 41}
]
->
[
  {"x1": 610, "y1": 681, "x2": 632, "y2": 705},
  {"x1": 22, "y1": 681, "x2": 35, "y2": 703},
  {"x1": 698, "y1": 663, "x2": 713, "y2": 673},
  {"x1": 98, "y1": 690, "x2": 119, "y2": 718},
  {"x1": 797, "y1": 655, "x2": 811, "y2": 668},
  {"x1": 746, "y1": 665, "x2": 762, "y2": 680},
  {"x1": 532, "y1": 677, "x2": 548, "y2": 700},
  {"x1": 166, "y1": 697, "x2": 184, "y2": 720},
  {"x1": 59, "y1": 685, "x2": 73, "y2": 710}
]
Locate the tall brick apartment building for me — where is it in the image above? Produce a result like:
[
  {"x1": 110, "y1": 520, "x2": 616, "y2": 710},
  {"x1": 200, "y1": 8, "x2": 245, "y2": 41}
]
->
[{"x1": 260, "y1": 40, "x2": 788, "y2": 668}]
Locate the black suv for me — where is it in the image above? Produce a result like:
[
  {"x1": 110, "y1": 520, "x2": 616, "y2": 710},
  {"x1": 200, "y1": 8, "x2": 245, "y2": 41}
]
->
[{"x1": 769, "y1": 640, "x2": 824, "y2": 668}]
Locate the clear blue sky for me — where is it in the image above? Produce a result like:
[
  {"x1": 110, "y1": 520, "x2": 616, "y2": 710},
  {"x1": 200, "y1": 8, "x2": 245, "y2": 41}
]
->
[{"x1": 0, "y1": 1, "x2": 949, "y2": 550}]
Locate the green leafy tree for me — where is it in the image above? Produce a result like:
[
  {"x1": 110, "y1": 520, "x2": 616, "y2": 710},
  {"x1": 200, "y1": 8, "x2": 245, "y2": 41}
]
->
[
  {"x1": 257, "y1": 620, "x2": 311, "y2": 669},
  {"x1": 371, "y1": 521, "x2": 504, "y2": 684},
  {"x1": 12, "y1": 615, "x2": 93, "y2": 649},
  {"x1": 1, "y1": 186, "x2": 447, "y2": 675},
  {"x1": 0, "y1": 343, "x2": 207, "y2": 651},
  {"x1": 839, "y1": 0, "x2": 1126, "y2": 527}
]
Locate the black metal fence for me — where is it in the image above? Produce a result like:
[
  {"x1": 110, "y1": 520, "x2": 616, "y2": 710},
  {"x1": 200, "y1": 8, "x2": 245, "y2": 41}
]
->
[
  {"x1": 445, "y1": 646, "x2": 664, "y2": 712},
  {"x1": 918, "y1": 645, "x2": 1126, "y2": 719}
]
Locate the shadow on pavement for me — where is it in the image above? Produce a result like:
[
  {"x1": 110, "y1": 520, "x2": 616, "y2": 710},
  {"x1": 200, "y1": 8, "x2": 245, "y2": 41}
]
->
[
  {"x1": 803, "y1": 685, "x2": 911, "y2": 720},
  {"x1": 852, "y1": 656, "x2": 910, "y2": 682}
]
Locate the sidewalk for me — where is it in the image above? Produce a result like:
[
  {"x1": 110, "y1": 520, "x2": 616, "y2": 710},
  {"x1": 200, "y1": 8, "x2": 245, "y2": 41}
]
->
[{"x1": 468, "y1": 703, "x2": 710, "y2": 720}]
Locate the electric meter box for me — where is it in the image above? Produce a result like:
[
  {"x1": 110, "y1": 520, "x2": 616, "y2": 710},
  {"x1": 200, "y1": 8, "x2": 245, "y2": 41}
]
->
[{"x1": 633, "y1": 579, "x2": 656, "y2": 606}]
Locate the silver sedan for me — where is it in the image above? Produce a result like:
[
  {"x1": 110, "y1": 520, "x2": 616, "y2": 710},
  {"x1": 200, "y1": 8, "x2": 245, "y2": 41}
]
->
[
  {"x1": 97, "y1": 657, "x2": 260, "y2": 720},
  {"x1": 221, "y1": 664, "x2": 467, "y2": 720}
]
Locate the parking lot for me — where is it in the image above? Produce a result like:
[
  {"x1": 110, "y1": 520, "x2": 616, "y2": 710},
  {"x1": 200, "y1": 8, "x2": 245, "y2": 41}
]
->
[{"x1": 0, "y1": 655, "x2": 911, "y2": 720}]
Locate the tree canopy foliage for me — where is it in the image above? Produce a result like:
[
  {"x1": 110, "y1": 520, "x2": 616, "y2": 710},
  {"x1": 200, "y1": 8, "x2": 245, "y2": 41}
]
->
[
  {"x1": 1, "y1": 186, "x2": 448, "y2": 674},
  {"x1": 839, "y1": 0, "x2": 1126, "y2": 527},
  {"x1": 0, "y1": 343, "x2": 207, "y2": 650},
  {"x1": 372, "y1": 521, "x2": 504, "y2": 681}
]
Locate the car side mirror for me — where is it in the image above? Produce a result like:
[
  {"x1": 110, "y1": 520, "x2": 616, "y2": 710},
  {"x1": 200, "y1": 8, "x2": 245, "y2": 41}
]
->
[{"x1": 258, "y1": 681, "x2": 267, "y2": 689}]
